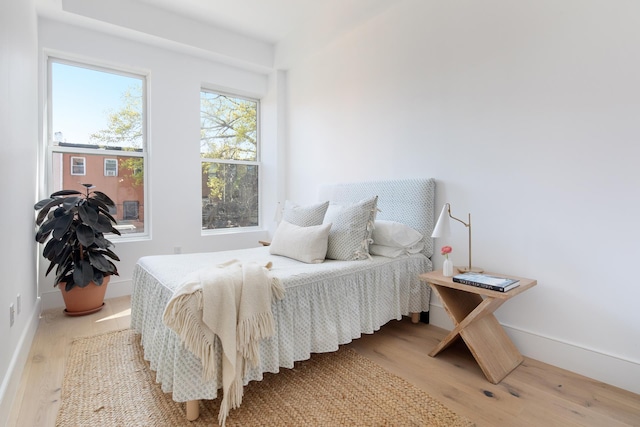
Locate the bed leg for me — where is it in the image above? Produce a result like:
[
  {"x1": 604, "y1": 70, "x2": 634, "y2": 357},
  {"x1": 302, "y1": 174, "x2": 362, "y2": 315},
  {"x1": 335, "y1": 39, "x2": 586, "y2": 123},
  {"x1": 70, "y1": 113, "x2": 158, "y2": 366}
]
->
[
  {"x1": 186, "y1": 400, "x2": 200, "y2": 421},
  {"x1": 410, "y1": 312, "x2": 420, "y2": 324}
]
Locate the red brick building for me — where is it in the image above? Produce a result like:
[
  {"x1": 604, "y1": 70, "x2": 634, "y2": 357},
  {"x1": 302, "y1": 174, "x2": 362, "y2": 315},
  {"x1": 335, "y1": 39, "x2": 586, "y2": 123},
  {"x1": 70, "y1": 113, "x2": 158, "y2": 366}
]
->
[{"x1": 51, "y1": 148, "x2": 144, "y2": 234}]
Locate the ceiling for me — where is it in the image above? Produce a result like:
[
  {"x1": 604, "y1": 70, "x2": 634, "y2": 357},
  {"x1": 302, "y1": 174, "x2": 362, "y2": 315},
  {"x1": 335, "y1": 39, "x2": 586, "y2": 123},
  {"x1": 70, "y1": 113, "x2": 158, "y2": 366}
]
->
[
  {"x1": 134, "y1": 0, "x2": 348, "y2": 44},
  {"x1": 35, "y1": 0, "x2": 399, "y2": 70}
]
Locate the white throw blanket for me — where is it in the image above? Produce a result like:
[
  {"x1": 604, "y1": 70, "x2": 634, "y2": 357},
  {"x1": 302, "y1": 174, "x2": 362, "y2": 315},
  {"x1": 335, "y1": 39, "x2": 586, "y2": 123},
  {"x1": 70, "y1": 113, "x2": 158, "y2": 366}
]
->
[{"x1": 162, "y1": 259, "x2": 284, "y2": 426}]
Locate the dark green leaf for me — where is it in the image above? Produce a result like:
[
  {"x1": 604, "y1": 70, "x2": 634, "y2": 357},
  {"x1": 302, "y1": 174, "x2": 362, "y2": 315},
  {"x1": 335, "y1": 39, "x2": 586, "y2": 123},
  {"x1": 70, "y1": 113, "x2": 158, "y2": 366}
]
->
[
  {"x1": 93, "y1": 270, "x2": 104, "y2": 285},
  {"x1": 34, "y1": 198, "x2": 54, "y2": 210},
  {"x1": 52, "y1": 213, "x2": 73, "y2": 240},
  {"x1": 76, "y1": 223, "x2": 95, "y2": 247},
  {"x1": 95, "y1": 214, "x2": 115, "y2": 233},
  {"x1": 101, "y1": 209, "x2": 117, "y2": 224},
  {"x1": 108, "y1": 261, "x2": 118, "y2": 275},
  {"x1": 73, "y1": 260, "x2": 94, "y2": 287},
  {"x1": 55, "y1": 251, "x2": 73, "y2": 275},
  {"x1": 56, "y1": 245, "x2": 73, "y2": 268},
  {"x1": 100, "y1": 248, "x2": 120, "y2": 262},
  {"x1": 93, "y1": 235, "x2": 109, "y2": 249},
  {"x1": 45, "y1": 260, "x2": 56, "y2": 277},
  {"x1": 63, "y1": 276, "x2": 75, "y2": 292},
  {"x1": 50, "y1": 189, "x2": 82, "y2": 197},
  {"x1": 42, "y1": 237, "x2": 61, "y2": 259},
  {"x1": 56, "y1": 264, "x2": 73, "y2": 285},
  {"x1": 35, "y1": 217, "x2": 57, "y2": 243},
  {"x1": 93, "y1": 191, "x2": 115, "y2": 207},
  {"x1": 86, "y1": 198, "x2": 110, "y2": 213},
  {"x1": 89, "y1": 252, "x2": 112, "y2": 272},
  {"x1": 62, "y1": 196, "x2": 81, "y2": 212},
  {"x1": 78, "y1": 203, "x2": 98, "y2": 226},
  {"x1": 55, "y1": 237, "x2": 68, "y2": 257},
  {"x1": 35, "y1": 198, "x2": 63, "y2": 225},
  {"x1": 53, "y1": 207, "x2": 66, "y2": 217},
  {"x1": 87, "y1": 199, "x2": 118, "y2": 224}
]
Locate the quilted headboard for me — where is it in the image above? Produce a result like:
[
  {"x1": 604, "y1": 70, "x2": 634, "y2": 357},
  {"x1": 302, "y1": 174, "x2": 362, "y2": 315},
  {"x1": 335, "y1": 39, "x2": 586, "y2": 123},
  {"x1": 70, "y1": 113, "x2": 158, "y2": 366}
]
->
[{"x1": 318, "y1": 178, "x2": 436, "y2": 258}]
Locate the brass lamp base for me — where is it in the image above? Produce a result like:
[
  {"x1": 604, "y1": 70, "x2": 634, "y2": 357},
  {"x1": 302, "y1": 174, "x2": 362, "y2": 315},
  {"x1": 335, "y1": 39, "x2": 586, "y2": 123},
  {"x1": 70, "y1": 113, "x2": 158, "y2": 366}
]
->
[{"x1": 456, "y1": 266, "x2": 484, "y2": 273}]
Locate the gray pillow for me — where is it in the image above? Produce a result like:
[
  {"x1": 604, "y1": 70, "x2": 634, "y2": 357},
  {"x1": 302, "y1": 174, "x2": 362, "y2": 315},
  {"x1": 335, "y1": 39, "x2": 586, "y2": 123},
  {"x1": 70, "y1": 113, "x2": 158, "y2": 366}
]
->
[
  {"x1": 323, "y1": 196, "x2": 378, "y2": 261},
  {"x1": 282, "y1": 200, "x2": 330, "y2": 226}
]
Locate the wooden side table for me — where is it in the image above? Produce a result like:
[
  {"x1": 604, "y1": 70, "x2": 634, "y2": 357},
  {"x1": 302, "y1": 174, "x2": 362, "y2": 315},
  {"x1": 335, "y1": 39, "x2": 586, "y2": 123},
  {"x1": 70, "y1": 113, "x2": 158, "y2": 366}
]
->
[{"x1": 419, "y1": 270, "x2": 537, "y2": 384}]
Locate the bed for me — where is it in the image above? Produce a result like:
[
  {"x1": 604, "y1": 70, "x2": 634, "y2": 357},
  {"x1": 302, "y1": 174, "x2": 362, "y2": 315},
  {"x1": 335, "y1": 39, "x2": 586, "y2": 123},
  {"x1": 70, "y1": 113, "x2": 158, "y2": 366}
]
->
[{"x1": 130, "y1": 178, "x2": 436, "y2": 422}]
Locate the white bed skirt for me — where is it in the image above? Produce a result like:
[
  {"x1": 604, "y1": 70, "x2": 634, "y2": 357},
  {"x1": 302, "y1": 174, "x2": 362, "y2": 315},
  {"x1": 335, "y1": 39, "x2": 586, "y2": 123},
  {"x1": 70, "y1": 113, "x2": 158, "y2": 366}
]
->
[{"x1": 131, "y1": 247, "x2": 431, "y2": 402}]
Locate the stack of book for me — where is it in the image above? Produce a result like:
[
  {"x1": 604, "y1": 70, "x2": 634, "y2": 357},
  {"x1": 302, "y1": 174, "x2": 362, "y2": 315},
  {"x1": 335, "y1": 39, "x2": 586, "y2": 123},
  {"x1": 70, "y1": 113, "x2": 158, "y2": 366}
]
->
[{"x1": 452, "y1": 272, "x2": 520, "y2": 292}]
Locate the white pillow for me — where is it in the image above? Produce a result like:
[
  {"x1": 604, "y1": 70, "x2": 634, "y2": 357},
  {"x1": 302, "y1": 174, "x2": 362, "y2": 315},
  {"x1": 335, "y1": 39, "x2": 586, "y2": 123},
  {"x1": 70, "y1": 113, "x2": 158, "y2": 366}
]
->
[
  {"x1": 371, "y1": 220, "x2": 423, "y2": 248},
  {"x1": 370, "y1": 241, "x2": 425, "y2": 258},
  {"x1": 323, "y1": 196, "x2": 378, "y2": 261},
  {"x1": 369, "y1": 244, "x2": 405, "y2": 258},
  {"x1": 269, "y1": 220, "x2": 331, "y2": 263},
  {"x1": 282, "y1": 200, "x2": 329, "y2": 226}
]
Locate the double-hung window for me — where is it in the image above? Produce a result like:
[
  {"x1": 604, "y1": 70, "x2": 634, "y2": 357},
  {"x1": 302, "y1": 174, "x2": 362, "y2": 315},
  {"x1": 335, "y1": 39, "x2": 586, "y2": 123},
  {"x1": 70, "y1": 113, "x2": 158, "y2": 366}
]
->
[
  {"x1": 70, "y1": 157, "x2": 86, "y2": 175},
  {"x1": 48, "y1": 58, "x2": 147, "y2": 236},
  {"x1": 104, "y1": 159, "x2": 118, "y2": 177},
  {"x1": 200, "y1": 90, "x2": 259, "y2": 231}
]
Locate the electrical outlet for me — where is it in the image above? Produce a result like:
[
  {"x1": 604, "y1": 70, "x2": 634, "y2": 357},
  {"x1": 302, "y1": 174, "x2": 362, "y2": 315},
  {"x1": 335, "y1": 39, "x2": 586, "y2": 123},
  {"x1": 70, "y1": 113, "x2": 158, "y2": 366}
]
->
[
  {"x1": 17, "y1": 294, "x2": 21, "y2": 315},
  {"x1": 9, "y1": 304, "x2": 15, "y2": 327}
]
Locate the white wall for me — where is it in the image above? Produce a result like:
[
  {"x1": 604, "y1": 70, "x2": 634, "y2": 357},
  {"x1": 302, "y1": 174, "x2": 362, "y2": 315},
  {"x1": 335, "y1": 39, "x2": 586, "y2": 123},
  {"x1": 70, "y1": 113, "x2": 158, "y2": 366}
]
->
[
  {"x1": 282, "y1": 0, "x2": 640, "y2": 393},
  {"x1": 0, "y1": 0, "x2": 41, "y2": 422},
  {"x1": 37, "y1": 19, "x2": 275, "y2": 308}
]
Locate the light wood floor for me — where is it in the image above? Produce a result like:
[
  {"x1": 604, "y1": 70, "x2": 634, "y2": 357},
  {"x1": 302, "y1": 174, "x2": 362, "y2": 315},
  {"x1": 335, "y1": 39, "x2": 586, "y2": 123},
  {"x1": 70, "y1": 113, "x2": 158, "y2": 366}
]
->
[{"x1": 7, "y1": 295, "x2": 640, "y2": 426}]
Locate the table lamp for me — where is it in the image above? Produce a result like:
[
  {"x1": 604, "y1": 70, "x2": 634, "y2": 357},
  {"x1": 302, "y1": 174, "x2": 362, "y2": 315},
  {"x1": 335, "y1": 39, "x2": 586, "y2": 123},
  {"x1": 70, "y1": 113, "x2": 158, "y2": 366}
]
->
[{"x1": 431, "y1": 203, "x2": 483, "y2": 273}]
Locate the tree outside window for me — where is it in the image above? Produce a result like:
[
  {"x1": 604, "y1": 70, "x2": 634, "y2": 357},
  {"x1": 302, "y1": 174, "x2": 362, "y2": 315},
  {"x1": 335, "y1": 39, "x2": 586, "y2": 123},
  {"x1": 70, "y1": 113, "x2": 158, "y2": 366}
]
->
[{"x1": 200, "y1": 91, "x2": 259, "y2": 230}]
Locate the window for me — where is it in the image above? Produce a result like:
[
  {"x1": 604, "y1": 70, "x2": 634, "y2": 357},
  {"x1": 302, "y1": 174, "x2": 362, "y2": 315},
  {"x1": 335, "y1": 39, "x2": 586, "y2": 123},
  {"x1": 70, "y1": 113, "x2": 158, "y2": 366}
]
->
[
  {"x1": 104, "y1": 158, "x2": 118, "y2": 176},
  {"x1": 70, "y1": 157, "x2": 86, "y2": 175},
  {"x1": 201, "y1": 90, "x2": 259, "y2": 230},
  {"x1": 48, "y1": 58, "x2": 147, "y2": 236}
]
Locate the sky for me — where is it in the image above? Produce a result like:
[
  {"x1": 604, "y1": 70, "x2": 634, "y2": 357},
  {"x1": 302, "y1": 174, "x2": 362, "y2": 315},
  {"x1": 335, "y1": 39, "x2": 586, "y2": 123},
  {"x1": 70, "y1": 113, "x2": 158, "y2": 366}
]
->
[{"x1": 51, "y1": 61, "x2": 142, "y2": 148}]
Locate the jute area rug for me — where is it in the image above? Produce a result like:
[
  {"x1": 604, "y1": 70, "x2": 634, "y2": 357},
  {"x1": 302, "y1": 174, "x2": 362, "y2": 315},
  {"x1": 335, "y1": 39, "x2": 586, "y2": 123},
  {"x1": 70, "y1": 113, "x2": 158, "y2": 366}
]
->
[{"x1": 56, "y1": 329, "x2": 474, "y2": 426}]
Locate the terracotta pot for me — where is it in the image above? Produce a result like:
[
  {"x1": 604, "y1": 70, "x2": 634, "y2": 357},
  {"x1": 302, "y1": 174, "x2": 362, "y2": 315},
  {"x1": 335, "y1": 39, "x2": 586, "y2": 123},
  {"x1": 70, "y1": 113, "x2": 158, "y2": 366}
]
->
[{"x1": 59, "y1": 275, "x2": 111, "y2": 316}]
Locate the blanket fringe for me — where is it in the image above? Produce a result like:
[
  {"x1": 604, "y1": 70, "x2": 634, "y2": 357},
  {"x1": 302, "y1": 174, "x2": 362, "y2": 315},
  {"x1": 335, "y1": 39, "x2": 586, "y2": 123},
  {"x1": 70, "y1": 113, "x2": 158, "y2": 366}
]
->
[
  {"x1": 218, "y1": 374, "x2": 244, "y2": 427},
  {"x1": 237, "y1": 311, "x2": 276, "y2": 369}
]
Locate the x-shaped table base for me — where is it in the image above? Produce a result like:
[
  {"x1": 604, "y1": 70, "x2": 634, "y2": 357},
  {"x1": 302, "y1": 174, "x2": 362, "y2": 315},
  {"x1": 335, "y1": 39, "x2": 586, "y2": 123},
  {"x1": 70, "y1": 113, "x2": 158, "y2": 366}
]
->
[{"x1": 420, "y1": 271, "x2": 536, "y2": 384}]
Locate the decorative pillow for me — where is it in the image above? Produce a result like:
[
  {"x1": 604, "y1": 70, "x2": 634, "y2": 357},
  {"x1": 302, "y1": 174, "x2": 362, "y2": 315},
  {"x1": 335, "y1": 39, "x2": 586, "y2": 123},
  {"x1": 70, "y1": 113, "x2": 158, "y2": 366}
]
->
[
  {"x1": 282, "y1": 200, "x2": 329, "y2": 226},
  {"x1": 371, "y1": 220, "x2": 423, "y2": 248},
  {"x1": 323, "y1": 196, "x2": 378, "y2": 261},
  {"x1": 269, "y1": 220, "x2": 331, "y2": 264}
]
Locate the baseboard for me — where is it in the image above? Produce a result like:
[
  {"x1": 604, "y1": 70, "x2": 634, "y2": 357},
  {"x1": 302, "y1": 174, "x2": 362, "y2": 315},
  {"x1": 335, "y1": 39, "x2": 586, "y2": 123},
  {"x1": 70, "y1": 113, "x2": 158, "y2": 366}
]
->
[
  {"x1": 0, "y1": 297, "x2": 41, "y2": 426},
  {"x1": 40, "y1": 278, "x2": 132, "y2": 311},
  {"x1": 428, "y1": 303, "x2": 640, "y2": 395}
]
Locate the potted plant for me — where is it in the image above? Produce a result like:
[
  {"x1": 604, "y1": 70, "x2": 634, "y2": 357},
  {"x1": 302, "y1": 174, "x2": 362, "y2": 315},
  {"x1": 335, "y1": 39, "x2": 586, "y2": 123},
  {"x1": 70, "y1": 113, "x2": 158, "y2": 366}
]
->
[{"x1": 34, "y1": 184, "x2": 120, "y2": 316}]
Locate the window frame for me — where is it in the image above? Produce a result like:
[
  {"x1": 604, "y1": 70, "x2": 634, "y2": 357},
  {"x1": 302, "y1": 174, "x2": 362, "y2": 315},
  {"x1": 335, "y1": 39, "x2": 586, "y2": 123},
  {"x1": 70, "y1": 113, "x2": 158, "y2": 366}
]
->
[
  {"x1": 46, "y1": 55, "x2": 149, "y2": 240},
  {"x1": 200, "y1": 87, "x2": 261, "y2": 234}
]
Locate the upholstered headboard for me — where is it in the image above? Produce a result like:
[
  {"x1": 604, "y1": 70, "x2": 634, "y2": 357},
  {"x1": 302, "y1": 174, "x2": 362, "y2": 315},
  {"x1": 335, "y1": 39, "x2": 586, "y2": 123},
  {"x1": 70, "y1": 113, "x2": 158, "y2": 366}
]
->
[{"x1": 318, "y1": 178, "x2": 436, "y2": 258}]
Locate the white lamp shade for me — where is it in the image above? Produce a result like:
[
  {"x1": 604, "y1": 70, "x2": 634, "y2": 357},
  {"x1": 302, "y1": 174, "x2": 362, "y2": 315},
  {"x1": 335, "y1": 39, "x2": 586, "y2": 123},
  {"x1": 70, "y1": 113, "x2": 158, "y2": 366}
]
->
[{"x1": 431, "y1": 204, "x2": 451, "y2": 238}]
